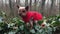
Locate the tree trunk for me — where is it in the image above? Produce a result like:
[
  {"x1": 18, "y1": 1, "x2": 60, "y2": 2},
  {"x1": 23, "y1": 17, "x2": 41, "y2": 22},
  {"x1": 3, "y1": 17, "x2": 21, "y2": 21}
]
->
[
  {"x1": 49, "y1": 0, "x2": 54, "y2": 16},
  {"x1": 30, "y1": 0, "x2": 32, "y2": 10},
  {"x1": 34, "y1": 0, "x2": 37, "y2": 11},
  {"x1": 38, "y1": 0, "x2": 41, "y2": 12},
  {"x1": 9, "y1": 0, "x2": 14, "y2": 17},
  {"x1": 51, "y1": 0, "x2": 54, "y2": 9},
  {"x1": 2, "y1": 0, "x2": 3, "y2": 10},
  {"x1": 16, "y1": 0, "x2": 20, "y2": 5},
  {"x1": 25, "y1": 0, "x2": 28, "y2": 6},
  {"x1": 41, "y1": 0, "x2": 46, "y2": 15},
  {"x1": 59, "y1": 0, "x2": 60, "y2": 15}
]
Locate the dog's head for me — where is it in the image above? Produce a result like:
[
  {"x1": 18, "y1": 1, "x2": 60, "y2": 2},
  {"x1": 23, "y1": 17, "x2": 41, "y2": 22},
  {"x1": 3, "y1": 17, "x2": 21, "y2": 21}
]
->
[{"x1": 16, "y1": 5, "x2": 29, "y2": 17}]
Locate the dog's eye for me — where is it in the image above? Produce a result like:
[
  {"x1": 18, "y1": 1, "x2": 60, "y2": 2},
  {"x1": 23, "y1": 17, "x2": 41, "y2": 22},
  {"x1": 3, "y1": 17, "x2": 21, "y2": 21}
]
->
[{"x1": 22, "y1": 11, "x2": 25, "y2": 13}]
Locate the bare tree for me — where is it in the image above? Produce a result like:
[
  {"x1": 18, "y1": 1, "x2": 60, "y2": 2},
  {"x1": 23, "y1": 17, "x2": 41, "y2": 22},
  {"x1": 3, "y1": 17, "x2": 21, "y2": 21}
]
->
[
  {"x1": 9, "y1": 0, "x2": 14, "y2": 17},
  {"x1": 1, "y1": 0, "x2": 3, "y2": 10},
  {"x1": 58, "y1": 0, "x2": 60, "y2": 15},
  {"x1": 41, "y1": 0, "x2": 46, "y2": 15},
  {"x1": 34, "y1": 0, "x2": 37, "y2": 11},
  {"x1": 50, "y1": 0, "x2": 54, "y2": 13},
  {"x1": 0, "y1": 0, "x2": 59, "y2": 17},
  {"x1": 30, "y1": 0, "x2": 32, "y2": 10},
  {"x1": 16, "y1": 0, "x2": 20, "y2": 5},
  {"x1": 25, "y1": 0, "x2": 28, "y2": 6},
  {"x1": 49, "y1": 0, "x2": 55, "y2": 16},
  {"x1": 38, "y1": 0, "x2": 41, "y2": 12}
]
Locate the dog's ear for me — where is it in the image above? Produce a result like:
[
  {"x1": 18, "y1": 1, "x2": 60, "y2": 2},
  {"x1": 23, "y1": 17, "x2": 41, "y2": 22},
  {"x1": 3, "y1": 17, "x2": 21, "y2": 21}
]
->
[
  {"x1": 16, "y1": 5, "x2": 19, "y2": 8},
  {"x1": 25, "y1": 6, "x2": 29, "y2": 11}
]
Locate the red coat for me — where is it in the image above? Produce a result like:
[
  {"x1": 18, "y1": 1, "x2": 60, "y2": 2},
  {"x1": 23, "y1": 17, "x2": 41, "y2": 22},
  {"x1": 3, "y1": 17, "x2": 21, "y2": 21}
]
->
[{"x1": 22, "y1": 11, "x2": 43, "y2": 23}]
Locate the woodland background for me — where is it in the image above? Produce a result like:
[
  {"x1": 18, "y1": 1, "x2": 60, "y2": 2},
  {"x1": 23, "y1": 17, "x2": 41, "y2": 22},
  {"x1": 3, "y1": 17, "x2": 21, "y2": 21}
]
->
[{"x1": 0, "y1": 0, "x2": 59, "y2": 17}]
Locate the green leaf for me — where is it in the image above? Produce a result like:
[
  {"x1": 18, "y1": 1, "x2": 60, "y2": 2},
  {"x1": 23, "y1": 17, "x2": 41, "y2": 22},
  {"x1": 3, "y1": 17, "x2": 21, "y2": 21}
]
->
[{"x1": 29, "y1": 29, "x2": 35, "y2": 33}]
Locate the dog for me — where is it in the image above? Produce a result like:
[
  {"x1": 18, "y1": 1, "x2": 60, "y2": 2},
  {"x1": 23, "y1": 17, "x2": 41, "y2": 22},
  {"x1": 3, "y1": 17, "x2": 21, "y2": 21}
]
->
[{"x1": 17, "y1": 5, "x2": 43, "y2": 29}]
